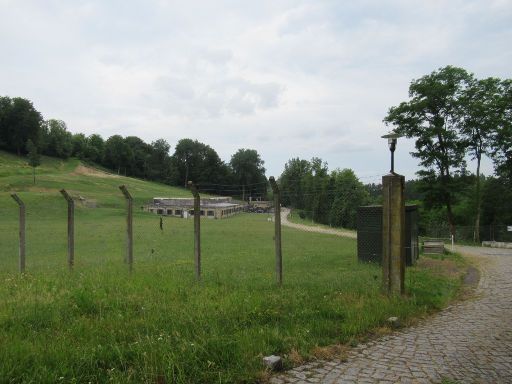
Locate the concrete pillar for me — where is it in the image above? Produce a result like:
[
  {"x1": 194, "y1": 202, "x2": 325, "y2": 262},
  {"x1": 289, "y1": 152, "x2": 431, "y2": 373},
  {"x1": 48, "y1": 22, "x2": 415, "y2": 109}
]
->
[{"x1": 382, "y1": 173, "x2": 405, "y2": 295}]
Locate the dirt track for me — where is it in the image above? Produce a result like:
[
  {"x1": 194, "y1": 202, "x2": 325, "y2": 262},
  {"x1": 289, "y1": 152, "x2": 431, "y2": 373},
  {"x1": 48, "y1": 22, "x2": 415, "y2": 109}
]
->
[{"x1": 280, "y1": 208, "x2": 357, "y2": 239}]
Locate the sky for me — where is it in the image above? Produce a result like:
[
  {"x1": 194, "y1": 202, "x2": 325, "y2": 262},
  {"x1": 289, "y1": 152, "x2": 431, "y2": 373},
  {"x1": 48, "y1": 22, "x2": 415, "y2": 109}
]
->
[{"x1": 1, "y1": 0, "x2": 511, "y2": 183}]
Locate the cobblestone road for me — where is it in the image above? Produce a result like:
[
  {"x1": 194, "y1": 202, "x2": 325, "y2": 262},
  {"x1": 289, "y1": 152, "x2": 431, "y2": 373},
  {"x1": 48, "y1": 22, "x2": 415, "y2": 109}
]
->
[{"x1": 271, "y1": 246, "x2": 512, "y2": 383}]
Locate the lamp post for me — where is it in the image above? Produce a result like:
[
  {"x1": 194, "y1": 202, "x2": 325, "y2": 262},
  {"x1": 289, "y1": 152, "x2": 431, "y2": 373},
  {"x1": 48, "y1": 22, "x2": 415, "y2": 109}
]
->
[
  {"x1": 381, "y1": 130, "x2": 405, "y2": 296},
  {"x1": 381, "y1": 131, "x2": 401, "y2": 174}
]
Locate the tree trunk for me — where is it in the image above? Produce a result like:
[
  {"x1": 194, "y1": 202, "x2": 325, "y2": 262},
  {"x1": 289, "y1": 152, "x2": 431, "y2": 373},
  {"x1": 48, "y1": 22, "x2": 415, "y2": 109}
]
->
[
  {"x1": 474, "y1": 154, "x2": 481, "y2": 243},
  {"x1": 33, "y1": 167, "x2": 35, "y2": 185},
  {"x1": 441, "y1": 168, "x2": 456, "y2": 238}
]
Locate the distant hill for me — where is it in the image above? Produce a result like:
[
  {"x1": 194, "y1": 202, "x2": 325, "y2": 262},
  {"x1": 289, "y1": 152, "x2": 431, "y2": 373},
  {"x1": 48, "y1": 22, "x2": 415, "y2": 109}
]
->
[{"x1": 0, "y1": 150, "x2": 191, "y2": 205}]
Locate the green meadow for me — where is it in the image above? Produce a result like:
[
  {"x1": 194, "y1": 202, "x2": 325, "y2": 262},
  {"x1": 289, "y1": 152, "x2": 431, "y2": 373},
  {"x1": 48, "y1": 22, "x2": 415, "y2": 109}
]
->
[{"x1": 0, "y1": 151, "x2": 466, "y2": 383}]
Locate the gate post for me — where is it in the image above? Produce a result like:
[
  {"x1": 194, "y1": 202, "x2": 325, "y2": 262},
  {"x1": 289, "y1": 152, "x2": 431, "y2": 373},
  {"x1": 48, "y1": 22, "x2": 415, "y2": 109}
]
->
[
  {"x1": 60, "y1": 189, "x2": 75, "y2": 270},
  {"x1": 188, "y1": 181, "x2": 201, "y2": 281},
  {"x1": 10, "y1": 194, "x2": 26, "y2": 273},
  {"x1": 269, "y1": 177, "x2": 282, "y2": 286},
  {"x1": 119, "y1": 185, "x2": 133, "y2": 272},
  {"x1": 382, "y1": 173, "x2": 405, "y2": 295}
]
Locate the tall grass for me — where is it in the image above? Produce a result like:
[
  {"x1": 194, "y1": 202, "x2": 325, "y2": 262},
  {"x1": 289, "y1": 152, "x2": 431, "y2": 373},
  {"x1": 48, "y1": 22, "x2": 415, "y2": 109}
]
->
[{"x1": 0, "y1": 152, "x2": 464, "y2": 383}]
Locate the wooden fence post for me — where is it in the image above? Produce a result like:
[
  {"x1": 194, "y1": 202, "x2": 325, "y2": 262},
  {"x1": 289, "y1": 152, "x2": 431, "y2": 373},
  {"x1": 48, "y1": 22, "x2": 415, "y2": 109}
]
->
[
  {"x1": 59, "y1": 189, "x2": 75, "y2": 270},
  {"x1": 269, "y1": 177, "x2": 282, "y2": 285},
  {"x1": 10, "y1": 194, "x2": 26, "y2": 273},
  {"x1": 119, "y1": 185, "x2": 133, "y2": 272},
  {"x1": 188, "y1": 181, "x2": 201, "y2": 281}
]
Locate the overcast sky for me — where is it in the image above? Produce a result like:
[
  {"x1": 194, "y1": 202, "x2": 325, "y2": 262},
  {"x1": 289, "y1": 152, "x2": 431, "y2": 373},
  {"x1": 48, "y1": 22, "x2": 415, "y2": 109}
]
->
[{"x1": 1, "y1": 0, "x2": 511, "y2": 182}]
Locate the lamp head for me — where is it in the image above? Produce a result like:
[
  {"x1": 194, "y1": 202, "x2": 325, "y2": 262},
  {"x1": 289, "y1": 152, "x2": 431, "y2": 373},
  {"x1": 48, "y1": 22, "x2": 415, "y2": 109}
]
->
[{"x1": 381, "y1": 131, "x2": 401, "y2": 152}]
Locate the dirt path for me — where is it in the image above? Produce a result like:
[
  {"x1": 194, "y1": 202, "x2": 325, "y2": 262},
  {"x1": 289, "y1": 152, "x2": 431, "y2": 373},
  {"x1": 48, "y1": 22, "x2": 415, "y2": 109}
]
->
[
  {"x1": 271, "y1": 245, "x2": 512, "y2": 383},
  {"x1": 280, "y1": 208, "x2": 357, "y2": 239}
]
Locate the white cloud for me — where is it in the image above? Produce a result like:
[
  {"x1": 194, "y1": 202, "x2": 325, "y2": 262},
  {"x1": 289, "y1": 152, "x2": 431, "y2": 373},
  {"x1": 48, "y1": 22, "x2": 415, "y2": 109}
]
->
[{"x1": 0, "y1": 0, "x2": 510, "y2": 180}]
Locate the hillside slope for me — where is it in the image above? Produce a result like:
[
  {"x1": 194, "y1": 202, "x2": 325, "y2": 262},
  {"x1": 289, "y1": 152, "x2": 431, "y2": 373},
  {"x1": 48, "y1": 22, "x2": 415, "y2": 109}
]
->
[{"x1": 0, "y1": 150, "x2": 191, "y2": 205}]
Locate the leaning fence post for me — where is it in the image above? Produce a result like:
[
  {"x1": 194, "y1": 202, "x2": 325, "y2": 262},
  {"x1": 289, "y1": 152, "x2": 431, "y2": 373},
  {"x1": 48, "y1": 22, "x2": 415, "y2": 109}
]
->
[
  {"x1": 10, "y1": 194, "x2": 26, "y2": 273},
  {"x1": 119, "y1": 185, "x2": 133, "y2": 272},
  {"x1": 269, "y1": 177, "x2": 282, "y2": 285},
  {"x1": 188, "y1": 181, "x2": 201, "y2": 281},
  {"x1": 59, "y1": 189, "x2": 75, "y2": 270}
]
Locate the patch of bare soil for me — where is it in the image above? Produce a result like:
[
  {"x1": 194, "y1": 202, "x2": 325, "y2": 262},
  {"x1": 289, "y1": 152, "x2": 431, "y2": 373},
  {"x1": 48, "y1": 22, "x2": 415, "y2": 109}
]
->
[{"x1": 72, "y1": 164, "x2": 119, "y2": 178}]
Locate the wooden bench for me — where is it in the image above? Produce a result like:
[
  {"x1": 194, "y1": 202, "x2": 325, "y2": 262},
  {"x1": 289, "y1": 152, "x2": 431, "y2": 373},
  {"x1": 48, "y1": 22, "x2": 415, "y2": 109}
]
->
[{"x1": 423, "y1": 239, "x2": 445, "y2": 254}]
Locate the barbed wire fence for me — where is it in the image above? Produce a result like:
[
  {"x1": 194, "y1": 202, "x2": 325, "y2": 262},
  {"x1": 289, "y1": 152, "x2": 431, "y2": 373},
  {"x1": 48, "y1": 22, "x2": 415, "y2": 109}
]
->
[{"x1": 1, "y1": 175, "x2": 510, "y2": 276}]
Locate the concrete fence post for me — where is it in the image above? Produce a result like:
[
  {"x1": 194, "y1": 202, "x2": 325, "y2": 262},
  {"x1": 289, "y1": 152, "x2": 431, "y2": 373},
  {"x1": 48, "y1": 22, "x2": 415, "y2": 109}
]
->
[
  {"x1": 269, "y1": 177, "x2": 282, "y2": 286},
  {"x1": 59, "y1": 189, "x2": 75, "y2": 270},
  {"x1": 382, "y1": 173, "x2": 405, "y2": 295},
  {"x1": 188, "y1": 181, "x2": 201, "y2": 281},
  {"x1": 10, "y1": 194, "x2": 26, "y2": 273},
  {"x1": 119, "y1": 185, "x2": 133, "y2": 272}
]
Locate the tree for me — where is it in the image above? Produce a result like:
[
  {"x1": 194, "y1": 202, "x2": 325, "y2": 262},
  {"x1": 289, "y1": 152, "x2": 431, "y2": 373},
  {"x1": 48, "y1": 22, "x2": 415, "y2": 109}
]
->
[
  {"x1": 147, "y1": 139, "x2": 174, "y2": 183},
  {"x1": 71, "y1": 133, "x2": 88, "y2": 159},
  {"x1": 329, "y1": 169, "x2": 368, "y2": 229},
  {"x1": 124, "y1": 136, "x2": 152, "y2": 179},
  {"x1": 103, "y1": 135, "x2": 133, "y2": 175},
  {"x1": 44, "y1": 119, "x2": 73, "y2": 159},
  {"x1": 301, "y1": 157, "x2": 329, "y2": 222},
  {"x1": 172, "y1": 139, "x2": 197, "y2": 187},
  {"x1": 0, "y1": 96, "x2": 43, "y2": 155},
  {"x1": 279, "y1": 158, "x2": 311, "y2": 208},
  {"x1": 481, "y1": 176, "x2": 512, "y2": 228},
  {"x1": 84, "y1": 134, "x2": 105, "y2": 163},
  {"x1": 491, "y1": 79, "x2": 512, "y2": 182},
  {"x1": 384, "y1": 66, "x2": 473, "y2": 236},
  {"x1": 26, "y1": 139, "x2": 41, "y2": 184},
  {"x1": 172, "y1": 139, "x2": 231, "y2": 190},
  {"x1": 458, "y1": 77, "x2": 503, "y2": 242},
  {"x1": 229, "y1": 148, "x2": 267, "y2": 201}
]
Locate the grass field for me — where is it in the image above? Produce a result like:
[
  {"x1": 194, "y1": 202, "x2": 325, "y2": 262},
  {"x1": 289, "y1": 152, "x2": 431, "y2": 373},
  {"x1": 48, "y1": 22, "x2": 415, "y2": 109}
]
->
[{"x1": 0, "y1": 151, "x2": 467, "y2": 383}]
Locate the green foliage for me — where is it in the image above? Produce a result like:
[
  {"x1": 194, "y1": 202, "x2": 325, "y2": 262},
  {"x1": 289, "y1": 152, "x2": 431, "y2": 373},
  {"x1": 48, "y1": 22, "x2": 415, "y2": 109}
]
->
[
  {"x1": 84, "y1": 134, "x2": 105, "y2": 163},
  {"x1": 44, "y1": 119, "x2": 73, "y2": 159},
  {"x1": 0, "y1": 96, "x2": 43, "y2": 155},
  {"x1": 229, "y1": 148, "x2": 267, "y2": 200},
  {"x1": 279, "y1": 158, "x2": 368, "y2": 229},
  {"x1": 26, "y1": 139, "x2": 40, "y2": 168},
  {"x1": 384, "y1": 66, "x2": 472, "y2": 234},
  {"x1": 492, "y1": 79, "x2": 512, "y2": 181},
  {"x1": 26, "y1": 139, "x2": 41, "y2": 185},
  {"x1": 279, "y1": 158, "x2": 311, "y2": 208},
  {"x1": 481, "y1": 176, "x2": 512, "y2": 226},
  {"x1": 384, "y1": 66, "x2": 511, "y2": 237},
  {"x1": 103, "y1": 135, "x2": 134, "y2": 175},
  {"x1": 71, "y1": 133, "x2": 88, "y2": 159},
  {"x1": 329, "y1": 169, "x2": 369, "y2": 228},
  {"x1": 171, "y1": 138, "x2": 232, "y2": 191}
]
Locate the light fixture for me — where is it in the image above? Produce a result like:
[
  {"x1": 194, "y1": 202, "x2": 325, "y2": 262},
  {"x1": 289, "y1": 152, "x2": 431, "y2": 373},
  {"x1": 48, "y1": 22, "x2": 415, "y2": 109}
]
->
[{"x1": 381, "y1": 131, "x2": 402, "y2": 173}]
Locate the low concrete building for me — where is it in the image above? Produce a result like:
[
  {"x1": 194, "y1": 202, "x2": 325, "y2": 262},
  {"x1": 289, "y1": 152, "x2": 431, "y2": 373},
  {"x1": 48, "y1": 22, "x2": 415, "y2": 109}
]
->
[{"x1": 145, "y1": 197, "x2": 245, "y2": 219}]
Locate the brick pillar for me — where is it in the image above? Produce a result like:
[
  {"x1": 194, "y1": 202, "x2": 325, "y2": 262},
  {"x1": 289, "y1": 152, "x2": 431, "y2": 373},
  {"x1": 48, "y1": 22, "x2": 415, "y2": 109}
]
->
[{"x1": 382, "y1": 173, "x2": 405, "y2": 295}]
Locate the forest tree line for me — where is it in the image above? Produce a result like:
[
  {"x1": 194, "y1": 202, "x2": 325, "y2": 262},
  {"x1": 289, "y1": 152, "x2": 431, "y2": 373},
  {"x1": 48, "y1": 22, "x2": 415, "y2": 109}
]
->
[
  {"x1": 0, "y1": 96, "x2": 267, "y2": 199},
  {"x1": 2, "y1": 64, "x2": 511, "y2": 244}
]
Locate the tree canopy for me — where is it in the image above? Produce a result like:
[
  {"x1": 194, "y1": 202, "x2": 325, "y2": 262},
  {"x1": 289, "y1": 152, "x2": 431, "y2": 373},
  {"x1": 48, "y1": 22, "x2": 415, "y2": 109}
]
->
[
  {"x1": 384, "y1": 66, "x2": 511, "y2": 238},
  {"x1": 229, "y1": 148, "x2": 267, "y2": 201},
  {"x1": 279, "y1": 157, "x2": 368, "y2": 229}
]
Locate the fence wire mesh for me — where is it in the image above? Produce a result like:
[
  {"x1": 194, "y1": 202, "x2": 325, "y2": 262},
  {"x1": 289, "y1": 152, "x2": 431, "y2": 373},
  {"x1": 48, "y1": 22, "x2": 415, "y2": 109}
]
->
[{"x1": 2, "y1": 181, "x2": 509, "y2": 278}]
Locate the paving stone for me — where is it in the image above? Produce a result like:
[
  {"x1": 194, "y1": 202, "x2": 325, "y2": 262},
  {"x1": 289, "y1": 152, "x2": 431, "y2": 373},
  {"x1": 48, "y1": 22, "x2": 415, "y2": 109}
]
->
[{"x1": 272, "y1": 246, "x2": 512, "y2": 384}]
